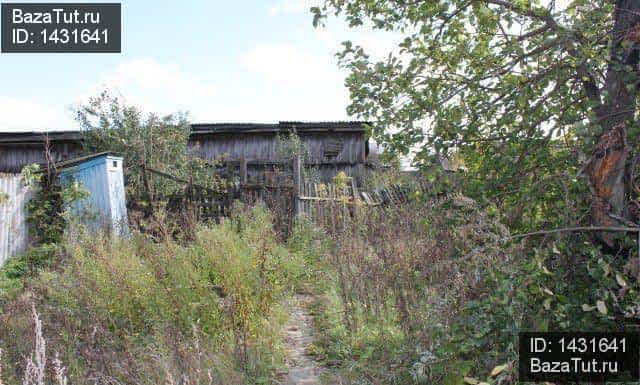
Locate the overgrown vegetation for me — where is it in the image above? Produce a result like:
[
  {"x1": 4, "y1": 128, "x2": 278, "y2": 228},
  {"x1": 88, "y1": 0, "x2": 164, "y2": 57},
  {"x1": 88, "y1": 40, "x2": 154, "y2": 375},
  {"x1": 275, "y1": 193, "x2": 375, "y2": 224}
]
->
[
  {"x1": 2, "y1": 164, "x2": 90, "y2": 283},
  {"x1": 302, "y1": 192, "x2": 638, "y2": 384},
  {"x1": 295, "y1": 1, "x2": 640, "y2": 383},
  {"x1": 76, "y1": 91, "x2": 228, "y2": 240},
  {"x1": 0, "y1": 205, "x2": 309, "y2": 384},
  {"x1": 2, "y1": 150, "x2": 638, "y2": 385},
  {"x1": 3, "y1": 125, "x2": 637, "y2": 385},
  {"x1": 77, "y1": 91, "x2": 225, "y2": 203}
]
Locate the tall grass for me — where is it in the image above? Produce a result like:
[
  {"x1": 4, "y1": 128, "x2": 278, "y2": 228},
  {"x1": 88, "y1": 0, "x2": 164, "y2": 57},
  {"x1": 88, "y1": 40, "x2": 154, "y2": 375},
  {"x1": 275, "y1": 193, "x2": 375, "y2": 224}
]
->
[
  {"x1": 19, "y1": 305, "x2": 69, "y2": 385},
  {"x1": 0, "y1": 204, "x2": 308, "y2": 384},
  {"x1": 308, "y1": 197, "x2": 514, "y2": 384}
]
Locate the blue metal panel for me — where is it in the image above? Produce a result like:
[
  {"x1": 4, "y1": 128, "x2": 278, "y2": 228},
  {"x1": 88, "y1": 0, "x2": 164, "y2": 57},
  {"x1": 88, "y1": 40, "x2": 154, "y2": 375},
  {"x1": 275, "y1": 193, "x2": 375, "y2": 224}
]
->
[{"x1": 59, "y1": 154, "x2": 129, "y2": 236}]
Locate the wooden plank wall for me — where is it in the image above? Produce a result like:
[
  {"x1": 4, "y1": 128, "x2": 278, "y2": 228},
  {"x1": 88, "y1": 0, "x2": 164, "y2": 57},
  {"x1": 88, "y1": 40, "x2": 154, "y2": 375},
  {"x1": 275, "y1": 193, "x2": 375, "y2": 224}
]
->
[
  {"x1": 190, "y1": 132, "x2": 365, "y2": 164},
  {"x1": 0, "y1": 142, "x2": 82, "y2": 173},
  {"x1": 188, "y1": 131, "x2": 367, "y2": 184}
]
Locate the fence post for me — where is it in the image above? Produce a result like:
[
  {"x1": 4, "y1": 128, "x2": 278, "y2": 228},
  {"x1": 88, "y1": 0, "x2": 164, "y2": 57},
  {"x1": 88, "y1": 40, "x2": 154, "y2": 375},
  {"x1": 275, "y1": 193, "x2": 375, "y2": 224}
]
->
[
  {"x1": 293, "y1": 154, "x2": 301, "y2": 216},
  {"x1": 239, "y1": 156, "x2": 247, "y2": 185},
  {"x1": 239, "y1": 155, "x2": 247, "y2": 204}
]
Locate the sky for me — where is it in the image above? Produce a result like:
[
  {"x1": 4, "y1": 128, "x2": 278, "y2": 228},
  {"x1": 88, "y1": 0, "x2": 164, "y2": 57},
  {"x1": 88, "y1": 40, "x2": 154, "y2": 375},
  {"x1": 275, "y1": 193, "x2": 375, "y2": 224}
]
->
[{"x1": 0, "y1": 0, "x2": 399, "y2": 131}]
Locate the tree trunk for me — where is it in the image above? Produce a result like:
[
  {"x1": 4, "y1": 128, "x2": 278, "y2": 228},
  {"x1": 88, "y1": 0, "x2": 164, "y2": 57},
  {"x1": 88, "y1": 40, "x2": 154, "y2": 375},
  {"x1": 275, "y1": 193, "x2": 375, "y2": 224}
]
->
[
  {"x1": 587, "y1": 0, "x2": 640, "y2": 246},
  {"x1": 587, "y1": 123, "x2": 630, "y2": 246}
]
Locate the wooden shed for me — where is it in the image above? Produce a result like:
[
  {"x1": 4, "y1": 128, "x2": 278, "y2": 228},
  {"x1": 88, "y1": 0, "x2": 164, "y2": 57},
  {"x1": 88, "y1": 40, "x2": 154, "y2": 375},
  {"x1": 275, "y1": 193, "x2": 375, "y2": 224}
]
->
[
  {"x1": 189, "y1": 121, "x2": 370, "y2": 183},
  {"x1": 0, "y1": 122, "x2": 371, "y2": 183},
  {"x1": 0, "y1": 131, "x2": 83, "y2": 173},
  {"x1": 59, "y1": 152, "x2": 130, "y2": 237}
]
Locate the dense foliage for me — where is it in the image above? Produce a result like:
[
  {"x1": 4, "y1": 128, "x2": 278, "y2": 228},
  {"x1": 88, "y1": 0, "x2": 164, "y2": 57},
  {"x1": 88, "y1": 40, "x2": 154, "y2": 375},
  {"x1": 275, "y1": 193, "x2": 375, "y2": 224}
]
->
[
  {"x1": 76, "y1": 91, "x2": 226, "y2": 208},
  {"x1": 10, "y1": 164, "x2": 90, "y2": 277},
  {"x1": 313, "y1": 0, "x2": 640, "y2": 238},
  {"x1": 300, "y1": 4, "x2": 640, "y2": 380}
]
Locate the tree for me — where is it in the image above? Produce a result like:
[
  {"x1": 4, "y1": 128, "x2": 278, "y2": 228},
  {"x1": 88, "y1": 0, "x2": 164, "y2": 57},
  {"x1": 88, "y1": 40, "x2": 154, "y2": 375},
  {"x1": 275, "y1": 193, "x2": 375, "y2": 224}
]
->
[
  {"x1": 313, "y1": 0, "x2": 640, "y2": 241},
  {"x1": 75, "y1": 91, "x2": 223, "y2": 207}
]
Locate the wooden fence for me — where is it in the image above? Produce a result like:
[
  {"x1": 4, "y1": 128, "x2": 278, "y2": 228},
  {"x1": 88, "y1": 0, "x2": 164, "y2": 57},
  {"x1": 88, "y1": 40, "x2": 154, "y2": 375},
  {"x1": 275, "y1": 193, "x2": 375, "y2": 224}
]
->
[
  {"x1": 295, "y1": 166, "x2": 420, "y2": 232},
  {"x1": 297, "y1": 180, "x2": 357, "y2": 232},
  {"x1": 146, "y1": 155, "x2": 421, "y2": 233},
  {"x1": 146, "y1": 156, "x2": 297, "y2": 233}
]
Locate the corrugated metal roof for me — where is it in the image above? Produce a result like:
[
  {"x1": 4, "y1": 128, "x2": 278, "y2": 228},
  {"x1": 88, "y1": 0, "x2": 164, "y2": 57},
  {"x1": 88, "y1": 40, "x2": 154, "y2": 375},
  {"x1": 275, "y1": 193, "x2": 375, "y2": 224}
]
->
[
  {"x1": 190, "y1": 121, "x2": 370, "y2": 135},
  {"x1": 0, "y1": 122, "x2": 371, "y2": 144},
  {"x1": 0, "y1": 131, "x2": 82, "y2": 144}
]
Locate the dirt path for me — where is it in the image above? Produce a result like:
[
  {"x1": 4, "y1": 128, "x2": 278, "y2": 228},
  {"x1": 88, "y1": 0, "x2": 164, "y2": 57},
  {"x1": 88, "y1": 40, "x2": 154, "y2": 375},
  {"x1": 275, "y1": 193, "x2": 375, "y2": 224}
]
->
[{"x1": 281, "y1": 294, "x2": 323, "y2": 385}]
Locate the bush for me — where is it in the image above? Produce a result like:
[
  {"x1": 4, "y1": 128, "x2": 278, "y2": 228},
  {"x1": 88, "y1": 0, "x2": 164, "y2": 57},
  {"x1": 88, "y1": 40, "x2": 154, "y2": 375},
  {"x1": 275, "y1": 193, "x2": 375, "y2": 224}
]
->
[{"x1": 310, "y1": 199, "x2": 484, "y2": 383}]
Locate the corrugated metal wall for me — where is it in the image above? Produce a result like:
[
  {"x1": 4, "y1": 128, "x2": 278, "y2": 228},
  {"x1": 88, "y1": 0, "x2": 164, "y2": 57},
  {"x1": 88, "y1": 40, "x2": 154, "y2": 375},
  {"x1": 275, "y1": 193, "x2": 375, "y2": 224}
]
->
[{"x1": 0, "y1": 174, "x2": 32, "y2": 266}]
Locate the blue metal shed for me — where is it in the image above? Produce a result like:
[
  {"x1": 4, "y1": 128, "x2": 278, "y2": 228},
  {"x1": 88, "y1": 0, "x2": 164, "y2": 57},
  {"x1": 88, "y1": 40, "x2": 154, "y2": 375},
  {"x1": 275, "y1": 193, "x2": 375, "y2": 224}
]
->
[{"x1": 59, "y1": 152, "x2": 129, "y2": 236}]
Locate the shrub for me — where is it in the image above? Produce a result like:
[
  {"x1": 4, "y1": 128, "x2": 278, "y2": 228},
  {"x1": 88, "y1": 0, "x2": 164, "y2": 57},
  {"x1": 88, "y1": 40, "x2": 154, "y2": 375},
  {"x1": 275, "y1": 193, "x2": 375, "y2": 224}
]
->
[{"x1": 22, "y1": 164, "x2": 89, "y2": 248}]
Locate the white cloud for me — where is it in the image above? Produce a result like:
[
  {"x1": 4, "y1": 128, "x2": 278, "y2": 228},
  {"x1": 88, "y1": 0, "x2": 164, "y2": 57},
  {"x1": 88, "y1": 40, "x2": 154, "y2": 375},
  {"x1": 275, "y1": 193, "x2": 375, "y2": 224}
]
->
[
  {"x1": 81, "y1": 58, "x2": 217, "y2": 117},
  {"x1": 241, "y1": 44, "x2": 336, "y2": 85},
  {"x1": 234, "y1": 42, "x2": 352, "y2": 121},
  {"x1": 0, "y1": 58, "x2": 218, "y2": 132},
  {"x1": 353, "y1": 32, "x2": 400, "y2": 59},
  {"x1": 268, "y1": 0, "x2": 401, "y2": 59},
  {"x1": 0, "y1": 96, "x2": 72, "y2": 131},
  {"x1": 313, "y1": 28, "x2": 336, "y2": 46},
  {"x1": 108, "y1": 58, "x2": 216, "y2": 100}
]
